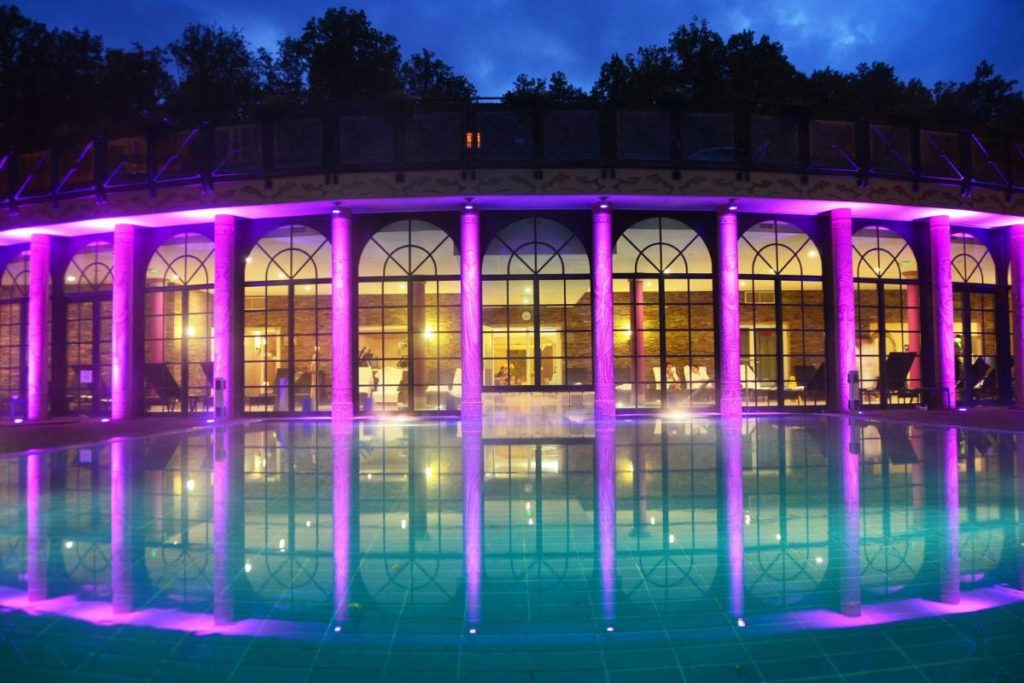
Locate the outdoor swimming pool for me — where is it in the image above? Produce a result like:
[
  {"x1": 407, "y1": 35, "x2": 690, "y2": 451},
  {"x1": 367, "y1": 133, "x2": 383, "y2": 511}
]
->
[{"x1": 0, "y1": 416, "x2": 1021, "y2": 681}]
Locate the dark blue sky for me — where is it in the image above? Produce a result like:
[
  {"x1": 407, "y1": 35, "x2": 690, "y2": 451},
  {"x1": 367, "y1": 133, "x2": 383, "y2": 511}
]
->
[{"x1": 19, "y1": 0, "x2": 1024, "y2": 96}]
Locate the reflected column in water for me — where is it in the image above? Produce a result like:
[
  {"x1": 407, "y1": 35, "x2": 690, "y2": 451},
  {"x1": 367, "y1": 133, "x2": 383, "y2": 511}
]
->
[
  {"x1": 828, "y1": 421, "x2": 861, "y2": 617},
  {"x1": 332, "y1": 421, "x2": 357, "y2": 627},
  {"x1": 938, "y1": 427, "x2": 960, "y2": 605},
  {"x1": 26, "y1": 450, "x2": 47, "y2": 601},
  {"x1": 213, "y1": 426, "x2": 245, "y2": 624},
  {"x1": 111, "y1": 438, "x2": 144, "y2": 613},
  {"x1": 464, "y1": 421, "x2": 483, "y2": 628},
  {"x1": 1016, "y1": 435, "x2": 1024, "y2": 590},
  {"x1": 595, "y1": 423, "x2": 616, "y2": 627},
  {"x1": 718, "y1": 418, "x2": 744, "y2": 621}
]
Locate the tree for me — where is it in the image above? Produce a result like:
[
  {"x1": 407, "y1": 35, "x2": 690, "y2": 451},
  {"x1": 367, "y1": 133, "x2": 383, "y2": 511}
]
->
[
  {"x1": 278, "y1": 7, "x2": 403, "y2": 104},
  {"x1": 935, "y1": 60, "x2": 1024, "y2": 126},
  {"x1": 503, "y1": 71, "x2": 588, "y2": 104},
  {"x1": 723, "y1": 30, "x2": 803, "y2": 104},
  {"x1": 167, "y1": 23, "x2": 261, "y2": 118},
  {"x1": 97, "y1": 45, "x2": 172, "y2": 126},
  {"x1": 668, "y1": 18, "x2": 726, "y2": 100},
  {"x1": 401, "y1": 49, "x2": 476, "y2": 102},
  {"x1": 592, "y1": 46, "x2": 681, "y2": 104}
]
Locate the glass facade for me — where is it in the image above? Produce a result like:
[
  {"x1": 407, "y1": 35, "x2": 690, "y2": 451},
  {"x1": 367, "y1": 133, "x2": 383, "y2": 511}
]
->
[
  {"x1": 357, "y1": 220, "x2": 461, "y2": 413},
  {"x1": 144, "y1": 233, "x2": 215, "y2": 413},
  {"x1": 853, "y1": 227, "x2": 922, "y2": 406},
  {"x1": 64, "y1": 241, "x2": 114, "y2": 414},
  {"x1": 612, "y1": 218, "x2": 715, "y2": 410},
  {"x1": 244, "y1": 225, "x2": 332, "y2": 413},
  {"x1": 739, "y1": 221, "x2": 826, "y2": 408},
  {"x1": 482, "y1": 219, "x2": 592, "y2": 390},
  {"x1": 0, "y1": 252, "x2": 28, "y2": 419},
  {"x1": 951, "y1": 233, "x2": 999, "y2": 403}
]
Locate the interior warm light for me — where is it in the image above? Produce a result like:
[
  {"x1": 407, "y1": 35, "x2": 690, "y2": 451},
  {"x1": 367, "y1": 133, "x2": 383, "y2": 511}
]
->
[
  {"x1": 808, "y1": 250, "x2": 818, "y2": 258},
  {"x1": 423, "y1": 326, "x2": 435, "y2": 340},
  {"x1": 244, "y1": 256, "x2": 252, "y2": 263},
  {"x1": 305, "y1": 520, "x2": 312, "y2": 528},
  {"x1": 66, "y1": 275, "x2": 76, "y2": 282},
  {"x1": 649, "y1": 516, "x2": 656, "y2": 525},
  {"x1": 185, "y1": 479, "x2": 195, "y2": 492},
  {"x1": 400, "y1": 518, "x2": 407, "y2": 530},
  {"x1": 185, "y1": 325, "x2": 196, "y2": 337},
  {"x1": 424, "y1": 465, "x2": 434, "y2": 477}
]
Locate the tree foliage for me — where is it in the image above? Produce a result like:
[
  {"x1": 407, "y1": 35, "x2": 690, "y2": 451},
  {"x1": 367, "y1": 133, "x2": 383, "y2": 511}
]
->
[{"x1": 0, "y1": 4, "x2": 1021, "y2": 151}]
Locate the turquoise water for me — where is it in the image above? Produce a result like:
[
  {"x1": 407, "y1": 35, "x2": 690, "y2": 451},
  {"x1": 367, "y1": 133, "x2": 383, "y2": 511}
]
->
[{"x1": 0, "y1": 416, "x2": 1021, "y2": 681}]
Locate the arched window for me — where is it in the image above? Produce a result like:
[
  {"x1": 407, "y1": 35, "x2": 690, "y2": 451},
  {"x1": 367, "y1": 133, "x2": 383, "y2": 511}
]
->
[
  {"x1": 244, "y1": 225, "x2": 331, "y2": 413},
  {"x1": 357, "y1": 220, "x2": 460, "y2": 412},
  {"x1": 951, "y1": 233, "x2": 1000, "y2": 403},
  {"x1": 482, "y1": 218, "x2": 591, "y2": 389},
  {"x1": 144, "y1": 233, "x2": 215, "y2": 413},
  {"x1": 612, "y1": 218, "x2": 714, "y2": 410},
  {"x1": 64, "y1": 241, "x2": 114, "y2": 414},
  {"x1": 853, "y1": 227, "x2": 921, "y2": 406},
  {"x1": 0, "y1": 252, "x2": 29, "y2": 419},
  {"x1": 739, "y1": 221, "x2": 825, "y2": 407}
]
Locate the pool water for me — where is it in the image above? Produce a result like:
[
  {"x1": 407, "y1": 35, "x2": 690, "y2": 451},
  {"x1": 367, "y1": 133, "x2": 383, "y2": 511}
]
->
[{"x1": 0, "y1": 416, "x2": 1021, "y2": 681}]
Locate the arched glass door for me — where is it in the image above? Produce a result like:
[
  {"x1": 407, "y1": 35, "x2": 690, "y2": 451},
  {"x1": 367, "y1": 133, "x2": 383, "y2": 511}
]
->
[
  {"x1": 612, "y1": 217, "x2": 715, "y2": 410},
  {"x1": 0, "y1": 252, "x2": 28, "y2": 419},
  {"x1": 244, "y1": 225, "x2": 331, "y2": 413},
  {"x1": 739, "y1": 221, "x2": 826, "y2": 408},
  {"x1": 951, "y1": 233, "x2": 999, "y2": 403},
  {"x1": 357, "y1": 220, "x2": 460, "y2": 413},
  {"x1": 853, "y1": 227, "x2": 922, "y2": 406},
  {"x1": 482, "y1": 218, "x2": 591, "y2": 390},
  {"x1": 64, "y1": 241, "x2": 113, "y2": 414},
  {"x1": 144, "y1": 233, "x2": 215, "y2": 413}
]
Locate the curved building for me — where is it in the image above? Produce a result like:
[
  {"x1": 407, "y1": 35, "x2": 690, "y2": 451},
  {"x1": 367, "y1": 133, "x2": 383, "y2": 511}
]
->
[{"x1": 0, "y1": 105, "x2": 1022, "y2": 420}]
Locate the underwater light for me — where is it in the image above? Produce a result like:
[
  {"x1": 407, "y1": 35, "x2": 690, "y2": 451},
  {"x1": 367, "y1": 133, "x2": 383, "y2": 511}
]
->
[{"x1": 737, "y1": 618, "x2": 746, "y2": 628}]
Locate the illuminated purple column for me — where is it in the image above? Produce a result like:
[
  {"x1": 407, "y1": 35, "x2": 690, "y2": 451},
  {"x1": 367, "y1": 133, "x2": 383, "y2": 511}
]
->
[
  {"x1": 460, "y1": 206, "x2": 482, "y2": 420},
  {"x1": 928, "y1": 216, "x2": 956, "y2": 408},
  {"x1": 213, "y1": 426, "x2": 245, "y2": 624},
  {"x1": 110, "y1": 438, "x2": 135, "y2": 612},
  {"x1": 938, "y1": 427, "x2": 960, "y2": 604},
  {"x1": 717, "y1": 210, "x2": 741, "y2": 417},
  {"x1": 463, "y1": 420, "x2": 483, "y2": 628},
  {"x1": 214, "y1": 215, "x2": 243, "y2": 418},
  {"x1": 828, "y1": 210, "x2": 855, "y2": 412},
  {"x1": 112, "y1": 224, "x2": 142, "y2": 420},
  {"x1": 595, "y1": 423, "x2": 616, "y2": 627},
  {"x1": 592, "y1": 205, "x2": 615, "y2": 421},
  {"x1": 331, "y1": 209, "x2": 355, "y2": 420},
  {"x1": 834, "y1": 421, "x2": 861, "y2": 616},
  {"x1": 26, "y1": 450, "x2": 47, "y2": 601},
  {"x1": 27, "y1": 234, "x2": 51, "y2": 421},
  {"x1": 332, "y1": 421, "x2": 354, "y2": 626},
  {"x1": 720, "y1": 418, "x2": 744, "y2": 621},
  {"x1": 1010, "y1": 224, "x2": 1024, "y2": 409}
]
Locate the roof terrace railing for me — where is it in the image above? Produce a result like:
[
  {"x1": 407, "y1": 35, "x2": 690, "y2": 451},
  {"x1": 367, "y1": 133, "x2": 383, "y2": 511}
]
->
[{"x1": 1, "y1": 104, "x2": 1022, "y2": 213}]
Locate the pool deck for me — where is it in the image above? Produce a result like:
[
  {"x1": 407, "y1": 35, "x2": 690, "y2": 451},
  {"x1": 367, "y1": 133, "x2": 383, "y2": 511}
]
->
[{"x1": 0, "y1": 407, "x2": 1021, "y2": 456}]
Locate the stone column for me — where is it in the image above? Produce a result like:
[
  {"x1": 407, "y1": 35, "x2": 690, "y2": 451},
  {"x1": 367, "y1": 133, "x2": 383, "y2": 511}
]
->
[
  {"x1": 27, "y1": 234, "x2": 51, "y2": 421},
  {"x1": 1010, "y1": 224, "x2": 1024, "y2": 409},
  {"x1": 592, "y1": 205, "x2": 615, "y2": 421},
  {"x1": 928, "y1": 216, "x2": 956, "y2": 408},
  {"x1": 331, "y1": 209, "x2": 355, "y2": 421},
  {"x1": 460, "y1": 206, "x2": 483, "y2": 420},
  {"x1": 213, "y1": 425, "x2": 245, "y2": 624},
  {"x1": 112, "y1": 224, "x2": 143, "y2": 420},
  {"x1": 827, "y1": 210, "x2": 856, "y2": 411},
  {"x1": 717, "y1": 210, "x2": 742, "y2": 417},
  {"x1": 214, "y1": 215, "x2": 244, "y2": 418}
]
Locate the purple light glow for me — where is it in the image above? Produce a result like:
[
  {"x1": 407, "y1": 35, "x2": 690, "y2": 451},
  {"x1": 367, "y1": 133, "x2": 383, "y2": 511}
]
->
[
  {"x1": 717, "y1": 211, "x2": 741, "y2": 417},
  {"x1": 837, "y1": 420, "x2": 861, "y2": 617},
  {"x1": 592, "y1": 207, "x2": 615, "y2": 420},
  {"x1": 26, "y1": 451, "x2": 46, "y2": 601},
  {"x1": 929, "y1": 216, "x2": 956, "y2": 407},
  {"x1": 110, "y1": 439, "x2": 133, "y2": 613},
  {"x1": 331, "y1": 210, "x2": 354, "y2": 420},
  {"x1": 1012, "y1": 224, "x2": 1024, "y2": 409},
  {"x1": 940, "y1": 427, "x2": 960, "y2": 604},
  {"x1": 829, "y1": 210, "x2": 855, "y2": 412},
  {"x1": 111, "y1": 224, "x2": 140, "y2": 420},
  {"x1": 213, "y1": 426, "x2": 244, "y2": 624},
  {"x1": 460, "y1": 207, "x2": 482, "y2": 420},
  {"x1": 213, "y1": 215, "x2": 241, "y2": 418},
  {"x1": 27, "y1": 235, "x2": 50, "y2": 421}
]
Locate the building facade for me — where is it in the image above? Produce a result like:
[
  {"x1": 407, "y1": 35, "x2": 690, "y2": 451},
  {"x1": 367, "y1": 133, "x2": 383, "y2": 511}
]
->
[{"x1": 0, "y1": 105, "x2": 1022, "y2": 420}]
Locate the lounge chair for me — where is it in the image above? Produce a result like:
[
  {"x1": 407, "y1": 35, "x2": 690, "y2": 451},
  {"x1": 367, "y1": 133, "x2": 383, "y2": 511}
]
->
[{"x1": 144, "y1": 363, "x2": 181, "y2": 412}]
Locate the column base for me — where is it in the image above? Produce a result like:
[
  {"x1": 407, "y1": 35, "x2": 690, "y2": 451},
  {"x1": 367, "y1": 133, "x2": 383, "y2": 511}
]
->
[
  {"x1": 719, "y1": 395, "x2": 743, "y2": 418},
  {"x1": 460, "y1": 400, "x2": 483, "y2": 421},
  {"x1": 593, "y1": 399, "x2": 617, "y2": 423},
  {"x1": 331, "y1": 401, "x2": 355, "y2": 423}
]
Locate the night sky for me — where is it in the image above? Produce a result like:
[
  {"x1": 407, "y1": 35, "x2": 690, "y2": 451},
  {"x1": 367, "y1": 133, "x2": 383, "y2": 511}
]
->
[{"x1": 19, "y1": 0, "x2": 1024, "y2": 96}]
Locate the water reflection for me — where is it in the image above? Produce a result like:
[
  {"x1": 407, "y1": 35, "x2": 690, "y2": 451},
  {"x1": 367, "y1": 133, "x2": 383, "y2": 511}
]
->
[{"x1": 0, "y1": 416, "x2": 1021, "y2": 640}]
